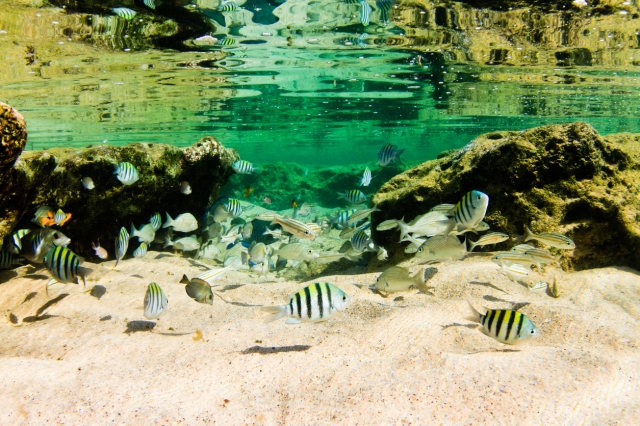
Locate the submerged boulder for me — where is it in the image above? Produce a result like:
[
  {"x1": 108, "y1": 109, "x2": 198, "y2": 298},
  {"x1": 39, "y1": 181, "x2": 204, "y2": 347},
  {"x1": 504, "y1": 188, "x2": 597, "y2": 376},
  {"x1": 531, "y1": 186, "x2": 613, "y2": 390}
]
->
[
  {"x1": 2, "y1": 136, "x2": 238, "y2": 258},
  {"x1": 372, "y1": 122, "x2": 640, "y2": 271}
]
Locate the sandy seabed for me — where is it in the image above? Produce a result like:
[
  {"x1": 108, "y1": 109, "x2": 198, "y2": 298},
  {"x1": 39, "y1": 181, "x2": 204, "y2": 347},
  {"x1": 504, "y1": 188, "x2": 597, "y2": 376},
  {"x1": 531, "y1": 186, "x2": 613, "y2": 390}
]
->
[{"x1": 0, "y1": 253, "x2": 638, "y2": 425}]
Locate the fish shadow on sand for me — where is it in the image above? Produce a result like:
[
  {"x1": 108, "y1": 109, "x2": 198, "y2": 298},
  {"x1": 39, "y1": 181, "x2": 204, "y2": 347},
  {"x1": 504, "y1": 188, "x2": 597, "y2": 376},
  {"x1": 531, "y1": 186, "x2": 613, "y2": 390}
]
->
[
  {"x1": 465, "y1": 348, "x2": 521, "y2": 354},
  {"x1": 90, "y1": 285, "x2": 107, "y2": 299},
  {"x1": 483, "y1": 295, "x2": 530, "y2": 311},
  {"x1": 441, "y1": 322, "x2": 478, "y2": 330},
  {"x1": 154, "y1": 253, "x2": 175, "y2": 260},
  {"x1": 0, "y1": 271, "x2": 18, "y2": 283},
  {"x1": 130, "y1": 274, "x2": 144, "y2": 279},
  {"x1": 470, "y1": 281, "x2": 508, "y2": 294},
  {"x1": 124, "y1": 320, "x2": 156, "y2": 334},
  {"x1": 23, "y1": 314, "x2": 61, "y2": 323},
  {"x1": 22, "y1": 291, "x2": 39, "y2": 303},
  {"x1": 241, "y1": 345, "x2": 312, "y2": 355},
  {"x1": 36, "y1": 294, "x2": 69, "y2": 316},
  {"x1": 217, "y1": 284, "x2": 245, "y2": 292},
  {"x1": 186, "y1": 259, "x2": 211, "y2": 270},
  {"x1": 24, "y1": 273, "x2": 50, "y2": 281}
]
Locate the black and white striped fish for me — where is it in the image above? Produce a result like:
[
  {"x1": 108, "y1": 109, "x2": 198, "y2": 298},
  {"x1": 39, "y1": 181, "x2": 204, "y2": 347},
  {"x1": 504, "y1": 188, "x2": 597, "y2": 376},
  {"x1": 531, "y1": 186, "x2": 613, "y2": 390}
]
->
[
  {"x1": 337, "y1": 189, "x2": 368, "y2": 205},
  {"x1": 351, "y1": 229, "x2": 372, "y2": 252},
  {"x1": 217, "y1": 38, "x2": 236, "y2": 46},
  {"x1": 331, "y1": 208, "x2": 358, "y2": 227},
  {"x1": 342, "y1": 33, "x2": 368, "y2": 47},
  {"x1": 359, "y1": 167, "x2": 373, "y2": 186},
  {"x1": 217, "y1": 1, "x2": 238, "y2": 11},
  {"x1": 115, "y1": 227, "x2": 130, "y2": 266},
  {"x1": 0, "y1": 251, "x2": 23, "y2": 269},
  {"x1": 112, "y1": 7, "x2": 137, "y2": 20},
  {"x1": 378, "y1": 143, "x2": 405, "y2": 166},
  {"x1": 43, "y1": 246, "x2": 92, "y2": 288},
  {"x1": 144, "y1": 282, "x2": 168, "y2": 320},
  {"x1": 114, "y1": 162, "x2": 139, "y2": 185},
  {"x1": 53, "y1": 209, "x2": 67, "y2": 224},
  {"x1": 452, "y1": 190, "x2": 489, "y2": 233},
  {"x1": 360, "y1": 0, "x2": 372, "y2": 26},
  {"x1": 19, "y1": 228, "x2": 70, "y2": 264},
  {"x1": 262, "y1": 282, "x2": 350, "y2": 324},
  {"x1": 465, "y1": 301, "x2": 539, "y2": 345},
  {"x1": 143, "y1": 0, "x2": 155, "y2": 10},
  {"x1": 232, "y1": 160, "x2": 259, "y2": 174},
  {"x1": 133, "y1": 242, "x2": 148, "y2": 258},
  {"x1": 225, "y1": 198, "x2": 243, "y2": 217},
  {"x1": 4, "y1": 229, "x2": 31, "y2": 254},
  {"x1": 149, "y1": 212, "x2": 162, "y2": 231}
]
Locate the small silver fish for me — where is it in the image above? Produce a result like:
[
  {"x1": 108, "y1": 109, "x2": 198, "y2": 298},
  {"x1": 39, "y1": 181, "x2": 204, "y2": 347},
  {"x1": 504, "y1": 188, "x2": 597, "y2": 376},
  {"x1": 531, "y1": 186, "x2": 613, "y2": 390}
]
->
[
  {"x1": 469, "y1": 232, "x2": 509, "y2": 252},
  {"x1": 180, "y1": 181, "x2": 192, "y2": 195},
  {"x1": 491, "y1": 252, "x2": 534, "y2": 267},
  {"x1": 376, "y1": 219, "x2": 398, "y2": 231},
  {"x1": 274, "y1": 243, "x2": 319, "y2": 262},
  {"x1": 242, "y1": 221, "x2": 253, "y2": 240},
  {"x1": 375, "y1": 266, "x2": 427, "y2": 293},
  {"x1": 415, "y1": 235, "x2": 466, "y2": 262},
  {"x1": 271, "y1": 216, "x2": 317, "y2": 240},
  {"x1": 429, "y1": 203, "x2": 455, "y2": 216},
  {"x1": 144, "y1": 282, "x2": 168, "y2": 320},
  {"x1": 529, "y1": 281, "x2": 548, "y2": 293},
  {"x1": 397, "y1": 212, "x2": 453, "y2": 239},
  {"x1": 164, "y1": 236, "x2": 200, "y2": 251},
  {"x1": 499, "y1": 263, "x2": 530, "y2": 282},
  {"x1": 162, "y1": 212, "x2": 198, "y2": 233},
  {"x1": 377, "y1": 246, "x2": 388, "y2": 261},
  {"x1": 133, "y1": 242, "x2": 148, "y2": 258},
  {"x1": 92, "y1": 241, "x2": 108, "y2": 259},
  {"x1": 149, "y1": 212, "x2": 162, "y2": 231},
  {"x1": 81, "y1": 177, "x2": 94, "y2": 190},
  {"x1": 511, "y1": 244, "x2": 536, "y2": 253},
  {"x1": 524, "y1": 225, "x2": 575, "y2": 250},
  {"x1": 131, "y1": 223, "x2": 155, "y2": 243},
  {"x1": 524, "y1": 248, "x2": 559, "y2": 266},
  {"x1": 346, "y1": 205, "x2": 380, "y2": 226},
  {"x1": 249, "y1": 242, "x2": 269, "y2": 264}
]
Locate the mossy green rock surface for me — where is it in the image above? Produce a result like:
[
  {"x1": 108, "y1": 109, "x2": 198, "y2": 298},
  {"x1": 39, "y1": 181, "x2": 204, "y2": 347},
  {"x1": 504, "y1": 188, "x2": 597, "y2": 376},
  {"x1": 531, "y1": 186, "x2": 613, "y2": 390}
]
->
[
  {"x1": 372, "y1": 122, "x2": 640, "y2": 271},
  {"x1": 2, "y1": 137, "x2": 238, "y2": 257}
]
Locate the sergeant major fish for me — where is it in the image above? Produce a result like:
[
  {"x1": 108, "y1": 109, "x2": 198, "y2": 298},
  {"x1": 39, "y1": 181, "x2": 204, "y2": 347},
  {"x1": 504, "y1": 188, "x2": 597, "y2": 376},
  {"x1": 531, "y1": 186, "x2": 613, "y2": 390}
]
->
[
  {"x1": 144, "y1": 282, "x2": 168, "y2": 320},
  {"x1": 337, "y1": 189, "x2": 368, "y2": 205},
  {"x1": 115, "y1": 227, "x2": 129, "y2": 267},
  {"x1": 133, "y1": 243, "x2": 148, "y2": 258},
  {"x1": 261, "y1": 282, "x2": 350, "y2": 324},
  {"x1": 378, "y1": 143, "x2": 404, "y2": 166},
  {"x1": 464, "y1": 301, "x2": 539, "y2": 345},
  {"x1": 114, "y1": 162, "x2": 139, "y2": 185},
  {"x1": 43, "y1": 246, "x2": 92, "y2": 288},
  {"x1": 452, "y1": 190, "x2": 489, "y2": 233},
  {"x1": 232, "y1": 160, "x2": 259, "y2": 174},
  {"x1": 359, "y1": 167, "x2": 373, "y2": 187}
]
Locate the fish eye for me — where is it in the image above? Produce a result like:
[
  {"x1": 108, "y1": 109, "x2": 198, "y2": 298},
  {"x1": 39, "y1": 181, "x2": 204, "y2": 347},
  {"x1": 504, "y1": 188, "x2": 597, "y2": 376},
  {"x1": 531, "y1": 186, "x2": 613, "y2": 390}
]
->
[
  {"x1": 530, "y1": 329, "x2": 535, "y2": 334},
  {"x1": 305, "y1": 230, "x2": 309, "y2": 234},
  {"x1": 342, "y1": 296, "x2": 346, "y2": 301},
  {"x1": 307, "y1": 249, "x2": 313, "y2": 254}
]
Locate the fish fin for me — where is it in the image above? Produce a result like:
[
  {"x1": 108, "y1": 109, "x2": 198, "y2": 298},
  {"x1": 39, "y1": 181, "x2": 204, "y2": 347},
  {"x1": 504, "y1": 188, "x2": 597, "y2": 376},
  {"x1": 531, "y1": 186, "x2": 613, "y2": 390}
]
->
[
  {"x1": 396, "y1": 219, "x2": 409, "y2": 241},
  {"x1": 180, "y1": 274, "x2": 190, "y2": 285},
  {"x1": 185, "y1": 284, "x2": 196, "y2": 299},
  {"x1": 113, "y1": 164, "x2": 119, "y2": 174},
  {"x1": 285, "y1": 318, "x2": 302, "y2": 325},
  {"x1": 163, "y1": 237, "x2": 172, "y2": 249},
  {"x1": 336, "y1": 192, "x2": 346, "y2": 200},
  {"x1": 253, "y1": 167, "x2": 260, "y2": 174},
  {"x1": 78, "y1": 267, "x2": 92, "y2": 289},
  {"x1": 291, "y1": 260, "x2": 300, "y2": 267},
  {"x1": 130, "y1": 223, "x2": 138, "y2": 237},
  {"x1": 372, "y1": 204, "x2": 381, "y2": 213},
  {"x1": 413, "y1": 268, "x2": 427, "y2": 293},
  {"x1": 162, "y1": 212, "x2": 173, "y2": 229},
  {"x1": 524, "y1": 225, "x2": 534, "y2": 242},
  {"x1": 468, "y1": 240, "x2": 477, "y2": 252},
  {"x1": 463, "y1": 300, "x2": 481, "y2": 324},
  {"x1": 241, "y1": 251, "x2": 249, "y2": 265},
  {"x1": 261, "y1": 305, "x2": 287, "y2": 323}
]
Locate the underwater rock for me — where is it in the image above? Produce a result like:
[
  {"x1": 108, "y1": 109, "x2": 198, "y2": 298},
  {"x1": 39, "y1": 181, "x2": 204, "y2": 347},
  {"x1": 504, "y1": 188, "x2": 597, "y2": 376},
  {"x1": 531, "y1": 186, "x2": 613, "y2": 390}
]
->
[
  {"x1": 1, "y1": 136, "x2": 238, "y2": 257},
  {"x1": 373, "y1": 122, "x2": 640, "y2": 271},
  {"x1": 0, "y1": 102, "x2": 27, "y2": 171}
]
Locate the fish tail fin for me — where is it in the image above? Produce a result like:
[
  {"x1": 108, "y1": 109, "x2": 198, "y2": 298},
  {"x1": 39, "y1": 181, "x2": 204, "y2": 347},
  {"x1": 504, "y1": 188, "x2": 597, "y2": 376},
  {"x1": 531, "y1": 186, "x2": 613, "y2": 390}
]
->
[
  {"x1": 180, "y1": 274, "x2": 190, "y2": 285},
  {"x1": 396, "y1": 219, "x2": 409, "y2": 240},
  {"x1": 524, "y1": 225, "x2": 534, "y2": 242},
  {"x1": 240, "y1": 251, "x2": 249, "y2": 266},
  {"x1": 78, "y1": 267, "x2": 92, "y2": 288},
  {"x1": 395, "y1": 148, "x2": 406, "y2": 158},
  {"x1": 162, "y1": 212, "x2": 173, "y2": 229},
  {"x1": 336, "y1": 192, "x2": 346, "y2": 200},
  {"x1": 113, "y1": 164, "x2": 119, "y2": 174},
  {"x1": 130, "y1": 223, "x2": 138, "y2": 237},
  {"x1": 253, "y1": 167, "x2": 260, "y2": 174},
  {"x1": 163, "y1": 237, "x2": 172, "y2": 249},
  {"x1": 464, "y1": 300, "x2": 481, "y2": 324},
  {"x1": 372, "y1": 204, "x2": 381, "y2": 213},
  {"x1": 469, "y1": 239, "x2": 477, "y2": 252},
  {"x1": 261, "y1": 305, "x2": 287, "y2": 323},
  {"x1": 413, "y1": 268, "x2": 428, "y2": 293}
]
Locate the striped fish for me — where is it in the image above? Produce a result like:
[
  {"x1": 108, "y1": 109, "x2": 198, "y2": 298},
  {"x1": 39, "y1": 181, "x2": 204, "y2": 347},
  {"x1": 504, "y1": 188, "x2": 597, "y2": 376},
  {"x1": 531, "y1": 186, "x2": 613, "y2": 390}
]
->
[
  {"x1": 144, "y1": 282, "x2": 168, "y2": 320},
  {"x1": 377, "y1": 143, "x2": 404, "y2": 166},
  {"x1": 360, "y1": 0, "x2": 371, "y2": 26},
  {"x1": 376, "y1": 219, "x2": 398, "y2": 231},
  {"x1": 194, "y1": 265, "x2": 234, "y2": 283},
  {"x1": 4, "y1": 229, "x2": 31, "y2": 254},
  {"x1": 524, "y1": 225, "x2": 575, "y2": 250},
  {"x1": 452, "y1": 190, "x2": 489, "y2": 232},
  {"x1": 0, "y1": 251, "x2": 23, "y2": 269},
  {"x1": 524, "y1": 248, "x2": 559, "y2": 266},
  {"x1": 143, "y1": 0, "x2": 155, "y2": 10},
  {"x1": 511, "y1": 243, "x2": 535, "y2": 253},
  {"x1": 19, "y1": 229, "x2": 70, "y2": 263},
  {"x1": 351, "y1": 229, "x2": 372, "y2": 252},
  {"x1": 465, "y1": 301, "x2": 539, "y2": 345},
  {"x1": 115, "y1": 227, "x2": 130, "y2": 266},
  {"x1": 342, "y1": 33, "x2": 368, "y2": 48},
  {"x1": 343, "y1": 0, "x2": 361, "y2": 3},
  {"x1": 149, "y1": 212, "x2": 162, "y2": 231},
  {"x1": 114, "y1": 162, "x2": 139, "y2": 185},
  {"x1": 262, "y1": 282, "x2": 350, "y2": 324},
  {"x1": 468, "y1": 232, "x2": 509, "y2": 252},
  {"x1": 43, "y1": 246, "x2": 92, "y2": 288},
  {"x1": 376, "y1": 0, "x2": 394, "y2": 25},
  {"x1": 499, "y1": 263, "x2": 530, "y2": 282},
  {"x1": 331, "y1": 208, "x2": 358, "y2": 227},
  {"x1": 337, "y1": 189, "x2": 368, "y2": 205},
  {"x1": 340, "y1": 221, "x2": 370, "y2": 240},
  {"x1": 271, "y1": 216, "x2": 317, "y2": 240},
  {"x1": 217, "y1": 1, "x2": 238, "y2": 11},
  {"x1": 133, "y1": 242, "x2": 148, "y2": 258},
  {"x1": 53, "y1": 209, "x2": 67, "y2": 225},
  {"x1": 359, "y1": 167, "x2": 372, "y2": 187},
  {"x1": 232, "y1": 160, "x2": 259, "y2": 174},
  {"x1": 217, "y1": 38, "x2": 236, "y2": 46},
  {"x1": 112, "y1": 7, "x2": 137, "y2": 20},
  {"x1": 491, "y1": 252, "x2": 534, "y2": 267},
  {"x1": 429, "y1": 203, "x2": 455, "y2": 216},
  {"x1": 225, "y1": 198, "x2": 243, "y2": 217},
  {"x1": 346, "y1": 205, "x2": 380, "y2": 226}
]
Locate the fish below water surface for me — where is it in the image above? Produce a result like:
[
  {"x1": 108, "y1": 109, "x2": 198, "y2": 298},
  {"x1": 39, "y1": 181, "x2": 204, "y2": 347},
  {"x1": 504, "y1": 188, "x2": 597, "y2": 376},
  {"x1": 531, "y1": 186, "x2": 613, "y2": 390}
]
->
[
  {"x1": 144, "y1": 282, "x2": 168, "y2": 320},
  {"x1": 375, "y1": 266, "x2": 428, "y2": 293},
  {"x1": 261, "y1": 282, "x2": 350, "y2": 324},
  {"x1": 43, "y1": 246, "x2": 92, "y2": 288},
  {"x1": 464, "y1": 301, "x2": 539, "y2": 345}
]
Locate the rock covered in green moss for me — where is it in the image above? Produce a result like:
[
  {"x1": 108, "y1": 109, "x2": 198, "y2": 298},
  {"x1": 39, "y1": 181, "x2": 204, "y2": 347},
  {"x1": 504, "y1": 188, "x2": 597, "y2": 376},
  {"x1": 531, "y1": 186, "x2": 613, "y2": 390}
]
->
[
  {"x1": 0, "y1": 102, "x2": 27, "y2": 171},
  {"x1": 2, "y1": 136, "x2": 238, "y2": 257},
  {"x1": 372, "y1": 122, "x2": 640, "y2": 271}
]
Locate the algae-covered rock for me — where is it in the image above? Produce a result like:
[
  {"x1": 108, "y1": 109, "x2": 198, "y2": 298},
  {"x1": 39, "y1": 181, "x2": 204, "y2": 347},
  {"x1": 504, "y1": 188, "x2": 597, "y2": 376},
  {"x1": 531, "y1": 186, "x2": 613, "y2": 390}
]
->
[
  {"x1": 0, "y1": 102, "x2": 27, "y2": 171},
  {"x1": 373, "y1": 122, "x2": 640, "y2": 271},
  {"x1": 2, "y1": 136, "x2": 238, "y2": 257}
]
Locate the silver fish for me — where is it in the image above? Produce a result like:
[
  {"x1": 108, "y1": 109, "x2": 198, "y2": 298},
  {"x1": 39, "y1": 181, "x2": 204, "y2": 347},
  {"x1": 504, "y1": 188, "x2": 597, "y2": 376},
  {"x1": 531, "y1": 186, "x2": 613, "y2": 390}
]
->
[
  {"x1": 180, "y1": 181, "x2": 192, "y2": 195},
  {"x1": 397, "y1": 212, "x2": 453, "y2": 239},
  {"x1": 144, "y1": 282, "x2": 168, "y2": 320},
  {"x1": 242, "y1": 221, "x2": 253, "y2": 240},
  {"x1": 524, "y1": 225, "x2": 575, "y2": 250},
  {"x1": 511, "y1": 244, "x2": 536, "y2": 253},
  {"x1": 375, "y1": 266, "x2": 427, "y2": 293},
  {"x1": 162, "y1": 212, "x2": 198, "y2": 233},
  {"x1": 524, "y1": 248, "x2": 559, "y2": 266},
  {"x1": 469, "y1": 232, "x2": 509, "y2": 252},
  {"x1": 81, "y1": 177, "x2": 94, "y2": 190},
  {"x1": 149, "y1": 212, "x2": 162, "y2": 231},
  {"x1": 429, "y1": 203, "x2": 455, "y2": 216},
  {"x1": 274, "y1": 243, "x2": 319, "y2": 261},
  {"x1": 115, "y1": 227, "x2": 129, "y2": 266},
  {"x1": 491, "y1": 252, "x2": 534, "y2": 267},
  {"x1": 415, "y1": 235, "x2": 466, "y2": 262},
  {"x1": 377, "y1": 246, "x2": 388, "y2": 261},
  {"x1": 529, "y1": 281, "x2": 548, "y2": 293},
  {"x1": 271, "y1": 216, "x2": 317, "y2": 240},
  {"x1": 499, "y1": 263, "x2": 530, "y2": 282},
  {"x1": 164, "y1": 236, "x2": 200, "y2": 251},
  {"x1": 249, "y1": 242, "x2": 269, "y2": 264},
  {"x1": 376, "y1": 219, "x2": 398, "y2": 231},
  {"x1": 195, "y1": 265, "x2": 235, "y2": 283},
  {"x1": 131, "y1": 223, "x2": 156, "y2": 243},
  {"x1": 346, "y1": 205, "x2": 380, "y2": 225}
]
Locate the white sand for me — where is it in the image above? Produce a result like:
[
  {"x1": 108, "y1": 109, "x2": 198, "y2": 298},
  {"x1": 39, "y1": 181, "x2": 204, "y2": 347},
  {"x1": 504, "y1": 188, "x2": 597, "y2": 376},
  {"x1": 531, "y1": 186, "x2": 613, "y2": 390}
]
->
[{"x1": 0, "y1": 253, "x2": 638, "y2": 424}]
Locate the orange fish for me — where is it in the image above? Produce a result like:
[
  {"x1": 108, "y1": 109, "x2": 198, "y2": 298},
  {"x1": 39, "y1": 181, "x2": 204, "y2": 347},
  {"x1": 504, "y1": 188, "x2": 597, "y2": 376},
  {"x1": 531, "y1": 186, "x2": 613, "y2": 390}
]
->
[
  {"x1": 292, "y1": 199, "x2": 298, "y2": 209},
  {"x1": 243, "y1": 187, "x2": 253, "y2": 198}
]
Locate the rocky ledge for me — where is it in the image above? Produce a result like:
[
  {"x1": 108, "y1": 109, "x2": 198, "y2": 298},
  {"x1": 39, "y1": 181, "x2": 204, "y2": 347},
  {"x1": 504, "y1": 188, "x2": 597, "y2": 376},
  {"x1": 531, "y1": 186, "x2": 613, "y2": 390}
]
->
[
  {"x1": 0, "y1": 103, "x2": 238, "y2": 258},
  {"x1": 372, "y1": 122, "x2": 640, "y2": 271}
]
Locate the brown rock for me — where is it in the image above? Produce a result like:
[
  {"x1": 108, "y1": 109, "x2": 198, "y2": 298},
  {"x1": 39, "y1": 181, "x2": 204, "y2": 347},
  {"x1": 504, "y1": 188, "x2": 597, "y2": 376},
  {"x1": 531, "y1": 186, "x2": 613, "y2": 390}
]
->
[{"x1": 0, "y1": 102, "x2": 27, "y2": 171}]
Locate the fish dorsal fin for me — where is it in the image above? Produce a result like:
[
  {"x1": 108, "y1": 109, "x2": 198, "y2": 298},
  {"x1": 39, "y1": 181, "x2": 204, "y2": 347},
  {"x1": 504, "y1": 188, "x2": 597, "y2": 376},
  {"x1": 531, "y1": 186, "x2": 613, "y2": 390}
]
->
[{"x1": 180, "y1": 274, "x2": 190, "y2": 285}]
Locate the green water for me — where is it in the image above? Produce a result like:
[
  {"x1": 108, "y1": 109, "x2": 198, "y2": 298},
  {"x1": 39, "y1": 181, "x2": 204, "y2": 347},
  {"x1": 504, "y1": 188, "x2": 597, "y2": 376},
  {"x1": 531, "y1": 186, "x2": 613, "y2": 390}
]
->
[{"x1": 3, "y1": 1, "x2": 640, "y2": 165}]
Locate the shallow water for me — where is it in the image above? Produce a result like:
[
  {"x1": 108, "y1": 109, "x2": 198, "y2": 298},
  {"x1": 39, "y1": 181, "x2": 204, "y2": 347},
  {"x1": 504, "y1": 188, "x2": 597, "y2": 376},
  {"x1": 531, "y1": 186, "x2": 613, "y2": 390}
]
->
[{"x1": 2, "y1": 1, "x2": 640, "y2": 165}]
